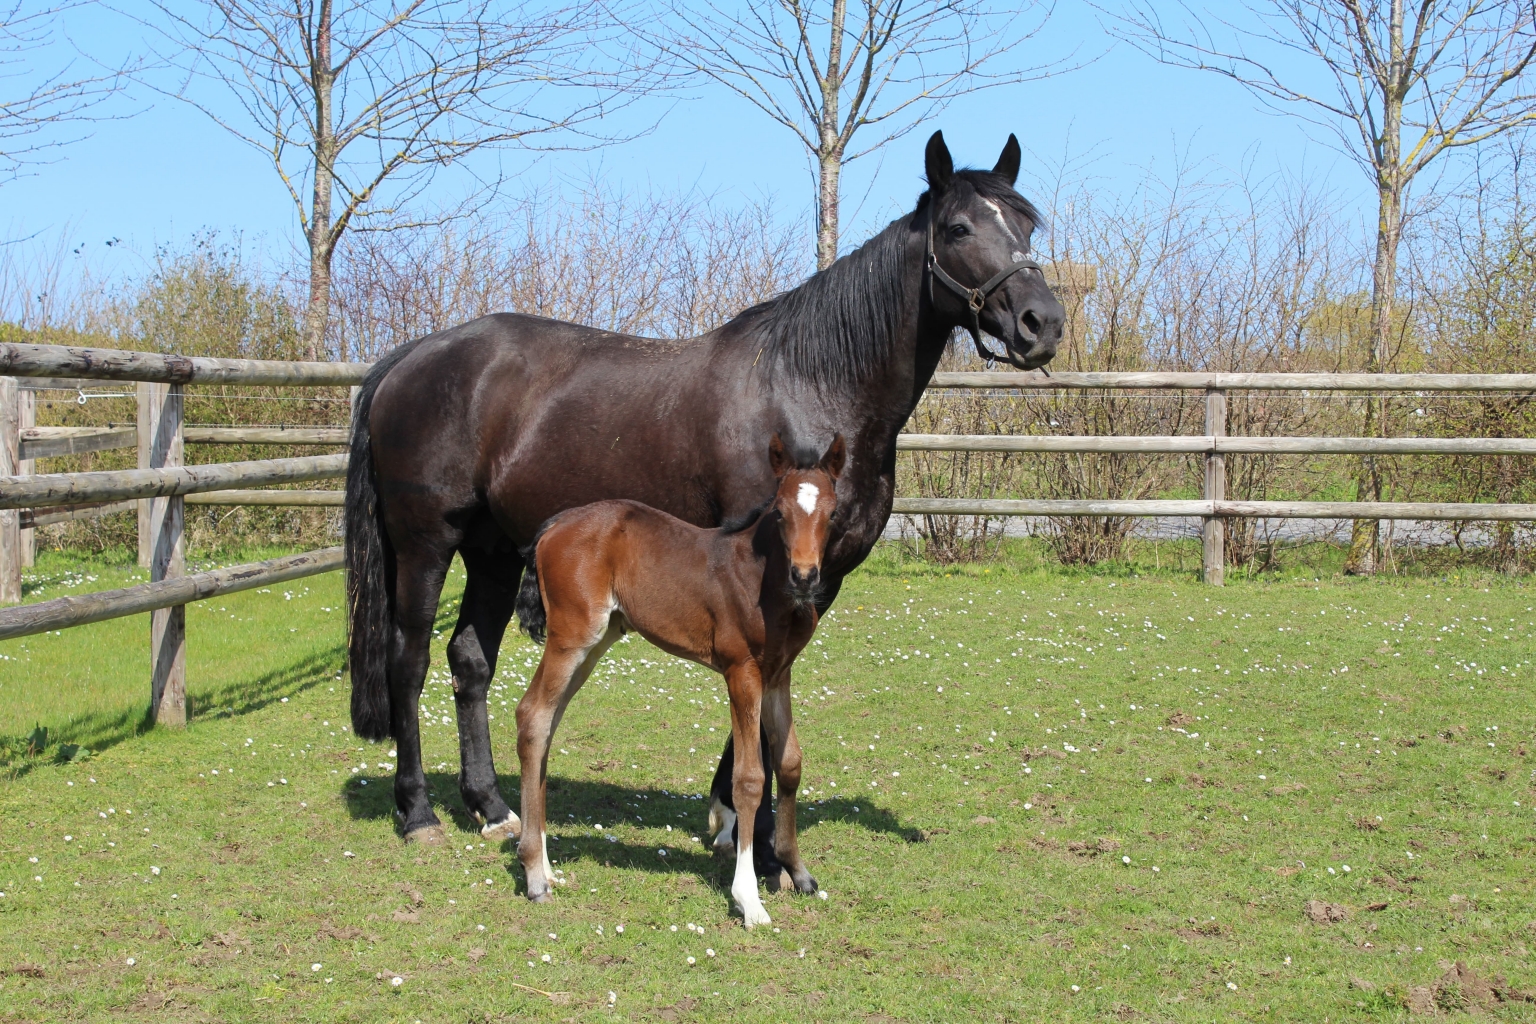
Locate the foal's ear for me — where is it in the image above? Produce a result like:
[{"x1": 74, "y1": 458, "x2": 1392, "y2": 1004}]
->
[
  {"x1": 925, "y1": 131, "x2": 953, "y2": 196},
  {"x1": 993, "y1": 134, "x2": 1021, "y2": 185},
  {"x1": 820, "y1": 433, "x2": 847, "y2": 480},
  {"x1": 768, "y1": 433, "x2": 791, "y2": 479}
]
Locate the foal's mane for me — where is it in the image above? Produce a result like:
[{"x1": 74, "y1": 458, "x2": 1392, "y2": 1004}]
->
[{"x1": 727, "y1": 170, "x2": 1042, "y2": 389}]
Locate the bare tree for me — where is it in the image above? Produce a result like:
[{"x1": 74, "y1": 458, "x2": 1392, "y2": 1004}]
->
[
  {"x1": 1116, "y1": 0, "x2": 1536, "y2": 573},
  {"x1": 1, "y1": 2, "x2": 131, "y2": 182},
  {"x1": 144, "y1": 0, "x2": 651, "y2": 359},
  {"x1": 651, "y1": 0, "x2": 1066, "y2": 270}
]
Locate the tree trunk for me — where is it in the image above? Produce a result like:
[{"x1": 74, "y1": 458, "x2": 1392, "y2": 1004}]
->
[
  {"x1": 813, "y1": 0, "x2": 846, "y2": 273},
  {"x1": 816, "y1": 149, "x2": 841, "y2": 271},
  {"x1": 1345, "y1": 0, "x2": 1404, "y2": 577},
  {"x1": 300, "y1": 0, "x2": 336, "y2": 362}
]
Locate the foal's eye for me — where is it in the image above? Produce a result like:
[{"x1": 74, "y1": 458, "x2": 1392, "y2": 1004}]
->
[{"x1": 948, "y1": 224, "x2": 969, "y2": 240}]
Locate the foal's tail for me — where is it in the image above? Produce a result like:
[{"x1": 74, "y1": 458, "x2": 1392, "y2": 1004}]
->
[
  {"x1": 514, "y1": 523, "x2": 556, "y2": 645},
  {"x1": 345, "y1": 342, "x2": 420, "y2": 742}
]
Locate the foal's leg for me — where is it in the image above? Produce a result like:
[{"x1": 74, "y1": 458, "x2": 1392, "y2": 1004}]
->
[
  {"x1": 516, "y1": 616, "x2": 622, "y2": 902},
  {"x1": 724, "y1": 662, "x2": 771, "y2": 928},
  {"x1": 762, "y1": 680, "x2": 817, "y2": 894},
  {"x1": 388, "y1": 544, "x2": 454, "y2": 841},
  {"x1": 447, "y1": 545, "x2": 522, "y2": 840}
]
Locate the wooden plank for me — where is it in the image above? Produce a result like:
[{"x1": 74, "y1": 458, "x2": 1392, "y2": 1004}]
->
[
  {"x1": 891, "y1": 497, "x2": 1536, "y2": 520},
  {"x1": 20, "y1": 377, "x2": 136, "y2": 392},
  {"x1": 144, "y1": 382, "x2": 185, "y2": 728},
  {"x1": 185, "y1": 489, "x2": 343, "y2": 506},
  {"x1": 930, "y1": 371, "x2": 1536, "y2": 391},
  {"x1": 19, "y1": 427, "x2": 137, "y2": 459},
  {"x1": 894, "y1": 434, "x2": 1536, "y2": 454},
  {"x1": 18, "y1": 387, "x2": 32, "y2": 568},
  {"x1": 0, "y1": 453, "x2": 348, "y2": 510},
  {"x1": 0, "y1": 342, "x2": 371, "y2": 386},
  {"x1": 0, "y1": 547, "x2": 344, "y2": 641},
  {"x1": 21, "y1": 500, "x2": 137, "y2": 529},
  {"x1": 1203, "y1": 389, "x2": 1226, "y2": 586},
  {"x1": 0, "y1": 378, "x2": 17, "y2": 604},
  {"x1": 183, "y1": 426, "x2": 349, "y2": 445}
]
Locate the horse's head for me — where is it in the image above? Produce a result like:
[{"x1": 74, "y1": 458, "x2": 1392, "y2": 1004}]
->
[
  {"x1": 767, "y1": 432, "x2": 845, "y2": 605},
  {"x1": 922, "y1": 131, "x2": 1063, "y2": 371}
]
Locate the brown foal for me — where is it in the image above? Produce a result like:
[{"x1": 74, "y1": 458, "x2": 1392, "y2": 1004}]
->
[{"x1": 513, "y1": 434, "x2": 844, "y2": 926}]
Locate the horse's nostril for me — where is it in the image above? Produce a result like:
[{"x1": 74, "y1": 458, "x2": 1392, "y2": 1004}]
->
[{"x1": 1021, "y1": 309, "x2": 1043, "y2": 338}]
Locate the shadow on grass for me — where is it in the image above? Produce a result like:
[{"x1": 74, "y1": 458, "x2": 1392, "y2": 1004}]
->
[
  {"x1": 0, "y1": 643, "x2": 344, "y2": 779},
  {"x1": 340, "y1": 770, "x2": 922, "y2": 893}
]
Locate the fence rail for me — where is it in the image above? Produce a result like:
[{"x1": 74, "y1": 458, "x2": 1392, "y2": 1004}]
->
[
  {"x1": 897, "y1": 434, "x2": 1536, "y2": 455},
  {"x1": 0, "y1": 547, "x2": 343, "y2": 642},
  {"x1": 892, "y1": 498, "x2": 1536, "y2": 520},
  {"x1": 931, "y1": 370, "x2": 1536, "y2": 390},
  {"x1": 0, "y1": 342, "x2": 370, "y2": 386},
  {"x1": 0, "y1": 454, "x2": 348, "y2": 510}
]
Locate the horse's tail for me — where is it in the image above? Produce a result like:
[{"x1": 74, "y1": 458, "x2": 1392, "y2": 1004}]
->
[
  {"x1": 345, "y1": 342, "x2": 421, "y2": 742},
  {"x1": 514, "y1": 522, "x2": 557, "y2": 645}
]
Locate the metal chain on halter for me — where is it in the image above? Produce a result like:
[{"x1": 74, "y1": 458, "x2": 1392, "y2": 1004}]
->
[{"x1": 925, "y1": 213, "x2": 1047, "y2": 370}]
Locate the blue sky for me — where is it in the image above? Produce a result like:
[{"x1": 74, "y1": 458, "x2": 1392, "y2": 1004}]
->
[{"x1": 5, "y1": 1, "x2": 1365, "y2": 280}]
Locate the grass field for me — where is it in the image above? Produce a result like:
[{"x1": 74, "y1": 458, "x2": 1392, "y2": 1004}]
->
[{"x1": 1, "y1": 544, "x2": 1534, "y2": 1022}]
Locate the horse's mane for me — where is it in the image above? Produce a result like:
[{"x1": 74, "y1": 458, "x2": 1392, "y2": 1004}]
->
[{"x1": 726, "y1": 169, "x2": 1042, "y2": 389}]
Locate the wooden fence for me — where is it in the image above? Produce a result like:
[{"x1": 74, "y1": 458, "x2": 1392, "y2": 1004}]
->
[
  {"x1": 0, "y1": 342, "x2": 1533, "y2": 728},
  {"x1": 0, "y1": 344, "x2": 367, "y2": 727},
  {"x1": 893, "y1": 370, "x2": 1536, "y2": 584}
]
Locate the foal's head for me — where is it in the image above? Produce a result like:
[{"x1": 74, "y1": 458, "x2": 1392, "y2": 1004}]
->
[{"x1": 767, "y1": 433, "x2": 846, "y2": 604}]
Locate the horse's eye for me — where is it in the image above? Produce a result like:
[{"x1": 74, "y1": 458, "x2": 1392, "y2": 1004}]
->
[{"x1": 948, "y1": 224, "x2": 969, "y2": 240}]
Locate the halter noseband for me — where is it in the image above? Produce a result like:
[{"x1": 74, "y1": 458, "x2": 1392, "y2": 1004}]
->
[{"x1": 926, "y1": 213, "x2": 1046, "y2": 367}]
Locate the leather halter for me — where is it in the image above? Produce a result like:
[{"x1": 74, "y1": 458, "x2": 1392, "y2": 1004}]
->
[{"x1": 926, "y1": 213, "x2": 1045, "y2": 365}]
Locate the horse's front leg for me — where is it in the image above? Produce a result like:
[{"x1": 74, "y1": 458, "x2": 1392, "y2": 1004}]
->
[
  {"x1": 447, "y1": 548, "x2": 522, "y2": 840},
  {"x1": 724, "y1": 661, "x2": 771, "y2": 928},
  {"x1": 762, "y1": 678, "x2": 816, "y2": 894}
]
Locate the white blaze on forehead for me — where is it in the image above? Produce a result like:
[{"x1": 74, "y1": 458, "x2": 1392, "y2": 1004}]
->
[
  {"x1": 796, "y1": 482, "x2": 820, "y2": 515},
  {"x1": 979, "y1": 198, "x2": 1019, "y2": 244}
]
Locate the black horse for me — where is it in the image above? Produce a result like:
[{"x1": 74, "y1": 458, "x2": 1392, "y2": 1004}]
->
[{"x1": 345, "y1": 131, "x2": 1064, "y2": 854}]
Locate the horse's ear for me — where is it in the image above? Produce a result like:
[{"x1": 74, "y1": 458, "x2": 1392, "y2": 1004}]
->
[
  {"x1": 820, "y1": 433, "x2": 847, "y2": 480},
  {"x1": 769, "y1": 433, "x2": 791, "y2": 479},
  {"x1": 994, "y1": 134, "x2": 1021, "y2": 185},
  {"x1": 925, "y1": 131, "x2": 953, "y2": 196}
]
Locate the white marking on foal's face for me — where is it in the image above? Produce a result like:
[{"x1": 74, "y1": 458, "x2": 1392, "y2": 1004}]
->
[{"x1": 796, "y1": 483, "x2": 819, "y2": 515}]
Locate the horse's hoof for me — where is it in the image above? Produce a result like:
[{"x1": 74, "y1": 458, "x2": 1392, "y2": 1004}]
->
[
  {"x1": 481, "y1": 815, "x2": 521, "y2": 841},
  {"x1": 404, "y1": 824, "x2": 447, "y2": 845}
]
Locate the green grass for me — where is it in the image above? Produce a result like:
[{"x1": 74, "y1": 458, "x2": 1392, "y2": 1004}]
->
[{"x1": 1, "y1": 547, "x2": 1534, "y2": 1022}]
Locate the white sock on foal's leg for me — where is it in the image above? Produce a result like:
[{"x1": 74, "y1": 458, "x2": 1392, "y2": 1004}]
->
[
  {"x1": 540, "y1": 831, "x2": 564, "y2": 886},
  {"x1": 731, "y1": 832, "x2": 771, "y2": 929}
]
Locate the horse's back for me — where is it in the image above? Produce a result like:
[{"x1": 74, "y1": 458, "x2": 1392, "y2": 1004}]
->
[{"x1": 367, "y1": 313, "x2": 755, "y2": 546}]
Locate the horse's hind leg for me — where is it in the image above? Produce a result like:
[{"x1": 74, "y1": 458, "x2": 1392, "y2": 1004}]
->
[
  {"x1": 762, "y1": 681, "x2": 816, "y2": 894},
  {"x1": 447, "y1": 543, "x2": 522, "y2": 840},
  {"x1": 389, "y1": 542, "x2": 455, "y2": 842},
  {"x1": 516, "y1": 615, "x2": 622, "y2": 901}
]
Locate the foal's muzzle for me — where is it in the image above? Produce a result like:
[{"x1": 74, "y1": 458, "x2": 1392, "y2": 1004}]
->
[{"x1": 788, "y1": 565, "x2": 821, "y2": 601}]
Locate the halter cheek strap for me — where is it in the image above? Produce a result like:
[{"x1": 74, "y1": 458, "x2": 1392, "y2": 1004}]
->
[{"x1": 926, "y1": 215, "x2": 1045, "y2": 364}]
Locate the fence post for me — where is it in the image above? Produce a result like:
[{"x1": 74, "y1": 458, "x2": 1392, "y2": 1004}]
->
[
  {"x1": 0, "y1": 378, "x2": 18, "y2": 604},
  {"x1": 19, "y1": 384, "x2": 34, "y2": 568},
  {"x1": 1203, "y1": 387, "x2": 1226, "y2": 586},
  {"x1": 144, "y1": 382, "x2": 186, "y2": 727}
]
